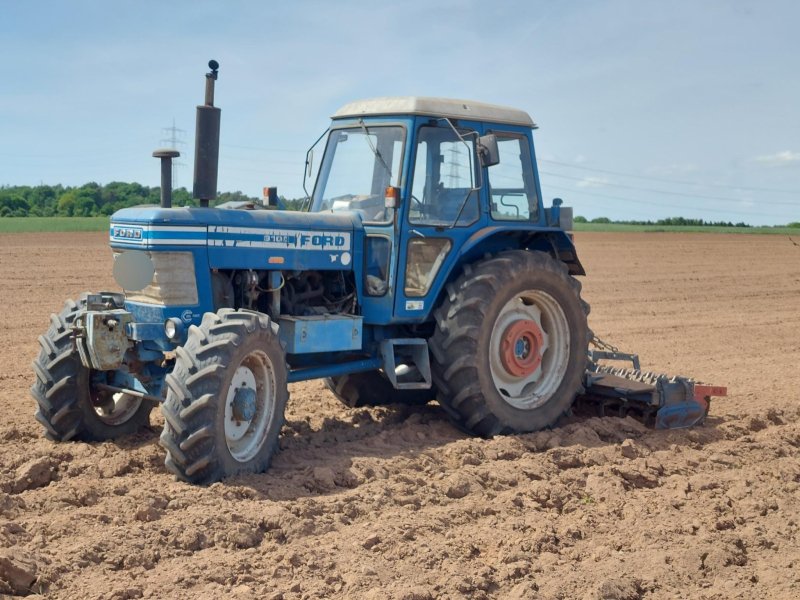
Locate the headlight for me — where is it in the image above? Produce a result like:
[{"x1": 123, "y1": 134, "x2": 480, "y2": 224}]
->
[
  {"x1": 164, "y1": 318, "x2": 183, "y2": 340},
  {"x1": 113, "y1": 250, "x2": 155, "y2": 291}
]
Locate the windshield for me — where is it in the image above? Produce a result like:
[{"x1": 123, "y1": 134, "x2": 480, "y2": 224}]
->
[{"x1": 311, "y1": 125, "x2": 405, "y2": 223}]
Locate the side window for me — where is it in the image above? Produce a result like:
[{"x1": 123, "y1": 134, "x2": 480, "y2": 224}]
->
[
  {"x1": 488, "y1": 135, "x2": 538, "y2": 221},
  {"x1": 404, "y1": 238, "x2": 451, "y2": 297},
  {"x1": 409, "y1": 126, "x2": 479, "y2": 227},
  {"x1": 365, "y1": 236, "x2": 391, "y2": 296}
]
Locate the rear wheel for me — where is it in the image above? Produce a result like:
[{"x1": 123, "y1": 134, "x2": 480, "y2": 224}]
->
[
  {"x1": 31, "y1": 296, "x2": 154, "y2": 442},
  {"x1": 430, "y1": 251, "x2": 589, "y2": 436},
  {"x1": 325, "y1": 370, "x2": 435, "y2": 408},
  {"x1": 160, "y1": 309, "x2": 288, "y2": 484}
]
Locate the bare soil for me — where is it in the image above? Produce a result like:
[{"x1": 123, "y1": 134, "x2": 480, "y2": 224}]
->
[{"x1": 0, "y1": 232, "x2": 798, "y2": 599}]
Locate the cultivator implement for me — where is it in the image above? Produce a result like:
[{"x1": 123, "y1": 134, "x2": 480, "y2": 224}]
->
[{"x1": 578, "y1": 336, "x2": 727, "y2": 429}]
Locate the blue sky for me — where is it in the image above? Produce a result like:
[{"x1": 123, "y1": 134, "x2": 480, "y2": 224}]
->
[{"x1": 1, "y1": 0, "x2": 798, "y2": 224}]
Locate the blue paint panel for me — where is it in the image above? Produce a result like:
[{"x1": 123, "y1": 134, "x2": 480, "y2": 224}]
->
[
  {"x1": 111, "y1": 206, "x2": 364, "y2": 273},
  {"x1": 208, "y1": 246, "x2": 353, "y2": 271},
  {"x1": 127, "y1": 321, "x2": 165, "y2": 341}
]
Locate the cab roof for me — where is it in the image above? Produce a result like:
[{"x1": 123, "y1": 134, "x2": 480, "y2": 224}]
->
[{"x1": 332, "y1": 96, "x2": 536, "y2": 128}]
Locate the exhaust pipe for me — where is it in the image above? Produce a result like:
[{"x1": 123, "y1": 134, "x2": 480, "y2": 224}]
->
[{"x1": 193, "y1": 60, "x2": 221, "y2": 208}]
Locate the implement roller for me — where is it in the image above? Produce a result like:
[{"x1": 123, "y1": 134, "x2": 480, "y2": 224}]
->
[{"x1": 579, "y1": 336, "x2": 727, "y2": 429}]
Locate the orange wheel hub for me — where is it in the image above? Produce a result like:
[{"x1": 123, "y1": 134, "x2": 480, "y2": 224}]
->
[{"x1": 499, "y1": 319, "x2": 544, "y2": 377}]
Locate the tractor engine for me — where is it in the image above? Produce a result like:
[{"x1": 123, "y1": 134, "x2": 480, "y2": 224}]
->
[{"x1": 216, "y1": 269, "x2": 357, "y2": 317}]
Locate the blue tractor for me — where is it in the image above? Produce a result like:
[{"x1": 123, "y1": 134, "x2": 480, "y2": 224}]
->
[{"x1": 31, "y1": 61, "x2": 724, "y2": 484}]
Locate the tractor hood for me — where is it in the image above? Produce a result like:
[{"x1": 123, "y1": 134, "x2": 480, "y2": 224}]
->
[{"x1": 110, "y1": 206, "x2": 363, "y2": 271}]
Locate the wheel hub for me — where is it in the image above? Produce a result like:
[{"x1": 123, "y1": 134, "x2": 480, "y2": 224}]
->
[
  {"x1": 231, "y1": 386, "x2": 257, "y2": 422},
  {"x1": 488, "y1": 290, "x2": 569, "y2": 409},
  {"x1": 500, "y1": 319, "x2": 544, "y2": 377},
  {"x1": 224, "y1": 357, "x2": 275, "y2": 461}
]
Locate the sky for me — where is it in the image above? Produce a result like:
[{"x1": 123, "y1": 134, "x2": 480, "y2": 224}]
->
[{"x1": 1, "y1": 0, "x2": 798, "y2": 225}]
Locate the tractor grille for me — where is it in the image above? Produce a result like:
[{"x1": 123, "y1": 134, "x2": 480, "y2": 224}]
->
[{"x1": 113, "y1": 251, "x2": 198, "y2": 306}]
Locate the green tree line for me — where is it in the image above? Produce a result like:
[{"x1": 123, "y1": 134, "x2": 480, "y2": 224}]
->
[
  {"x1": 573, "y1": 215, "x2": 765, "y2": 228},
  {"x1": 0, "y1": 182, "x2": 276, "y2": 217},
  {"x1": 3, "y1": 184, "x2": 796, "y2": 227}
]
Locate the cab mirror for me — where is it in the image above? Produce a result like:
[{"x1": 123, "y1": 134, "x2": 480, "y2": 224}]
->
[
  {"x1": 305, "y1": 149, "x2": 314, "y2": 178},
  {"x1": 477, "y1": 134, "x2": 500, "y2": 167}
]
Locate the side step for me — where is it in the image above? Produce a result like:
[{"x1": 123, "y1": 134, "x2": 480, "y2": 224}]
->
[{"x1": 380, "y1": 338, "x2": 432, "y2": 390}]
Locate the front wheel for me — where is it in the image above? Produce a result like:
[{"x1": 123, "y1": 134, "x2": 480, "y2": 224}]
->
[
  {"x1": 31, "y1": 296, "x2": 154, "y2": 442},
  {"x1": 160, "y1": 309, "x2": 288, "y2": 484},
  {"x1": 430, "y1": 251, "x2": 589, "y2": 437}
]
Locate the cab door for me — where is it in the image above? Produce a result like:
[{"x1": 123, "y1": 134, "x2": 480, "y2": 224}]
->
[{"x1": 394, "y1": 119, "x2": 486, "y2": 321}]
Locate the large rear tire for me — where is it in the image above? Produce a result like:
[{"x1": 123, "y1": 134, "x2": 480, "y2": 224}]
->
[
  {"x1": 160, "y1": 309, "x2": 288, "y2": 484},
  {"x1": 430, "y1": 251, "x2": 589, "y2": 437},
  {"x1": 325, "y1": 370, "x2": 435, "y2": 408},
  {"x1": 31, "y1": 296, "x2": 154, "y2": 442}
]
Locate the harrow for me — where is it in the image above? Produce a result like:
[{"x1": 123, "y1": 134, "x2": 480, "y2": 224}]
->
[{"x1": 579, "y1": 336, "x2": 727, "y2": 429}]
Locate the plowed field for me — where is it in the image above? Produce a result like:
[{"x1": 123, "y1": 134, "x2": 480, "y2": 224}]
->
[{"x1": 1, "y1": 232, "x2": 798, "y2": 599}]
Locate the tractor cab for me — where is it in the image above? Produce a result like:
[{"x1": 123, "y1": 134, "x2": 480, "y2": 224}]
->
[{"x1": 309, "y1": 97, "x2": 579, "y2": 324}]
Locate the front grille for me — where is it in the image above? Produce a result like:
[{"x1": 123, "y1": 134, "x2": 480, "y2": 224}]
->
[{"x1": 113, "y1": 251, "x2": 198, "y2": 306}]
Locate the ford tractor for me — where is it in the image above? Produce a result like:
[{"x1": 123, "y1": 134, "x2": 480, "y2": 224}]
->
[{"x1": 31, "y1": 61, "x2": 726, "y2": 484}]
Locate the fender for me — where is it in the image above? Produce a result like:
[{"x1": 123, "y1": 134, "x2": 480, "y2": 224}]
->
[{"x1": 458, "y1": 226, "x2": 586, "y2": 276}]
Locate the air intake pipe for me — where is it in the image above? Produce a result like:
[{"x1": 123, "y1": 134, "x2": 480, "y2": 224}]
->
[
  {"x1": 193, "y1": 60, "x2": 221, "y2": 207},
  {"x1": 153, "y1": 149, "x2": 180, "y2": 208}
]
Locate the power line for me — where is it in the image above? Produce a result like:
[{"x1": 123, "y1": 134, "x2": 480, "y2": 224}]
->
[
  {"x1": 539, "y1": 158, "x2": 800, "y2": 195},
  {"x1": 221, "y1": 143, "x2": 306, "y2": 153},
  {"x1": 540, "y1": 171, "x2": 799, "y2": 207},
  {"x1": 544, "y1": 183, "x2": 784, "y2": 218},
  {"x1": 160, "y1": 119, "x2": 186, "y2": 189}
]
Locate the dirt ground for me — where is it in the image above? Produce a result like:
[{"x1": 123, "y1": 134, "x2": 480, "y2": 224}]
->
[{"x1": 0, "y1": 231, "x2": 798, "y2": 600}]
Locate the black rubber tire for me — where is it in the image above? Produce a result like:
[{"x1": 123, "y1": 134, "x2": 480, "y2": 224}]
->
[
  {"x1": 430, "y1": 250, "x2": 590, "y2": 437},
  {"x1": 30, "y1": 296, "x2": 154, "y2": 442},
  {"x1": 160, "y1": 309, "x2": 288, "y2": 484},
  {"x1": 325, "y1": 370, "x2": 436, "y2": 408}
]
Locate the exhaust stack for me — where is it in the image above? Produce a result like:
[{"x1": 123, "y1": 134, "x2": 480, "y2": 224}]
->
[{"x1": 193, "y1": 60, "x2": 221, "y2": 207}]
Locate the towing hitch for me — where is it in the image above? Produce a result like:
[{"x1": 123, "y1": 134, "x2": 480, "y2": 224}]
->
[{"x1": 72, "y1": 294, "x2": 134, "y2": 371}]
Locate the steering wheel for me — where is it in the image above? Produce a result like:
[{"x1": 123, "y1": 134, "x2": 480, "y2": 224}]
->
[
  {"x1": 409, "y1": 193, "x2": 428, "y2": 219},
  {"x1": 411, "y1": 194, "x2": 429, "y2": 214}
]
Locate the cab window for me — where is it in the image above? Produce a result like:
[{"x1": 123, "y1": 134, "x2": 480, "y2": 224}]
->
[
  {"x1": 488, "y1": 134, "x2": 538, "y2": 222},
  {"x1": 311, "y1": 125, "x2": 405, "y2": 224},
  {"x1": 409, "y1": 126, "x2": 479, "y2": 227}
]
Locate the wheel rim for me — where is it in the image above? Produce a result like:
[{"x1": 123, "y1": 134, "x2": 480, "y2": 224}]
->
[
  {"x1": 489, "y1": 289, "x2": 570, "y2": 410},
  {"x1": 224, "y1": 350, "x2": 275, "y2": 463},
  {"x1": 91, "y1": 385, "x2": 143, "y2": 426}
]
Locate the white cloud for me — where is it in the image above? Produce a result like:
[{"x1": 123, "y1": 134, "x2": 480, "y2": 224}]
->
[
  {"x1": 753, "y1": 151, "x2": 800, "y2": 167},
  {"x1": 576, "y1": 176, "x2": 611, "y2": 188}
]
